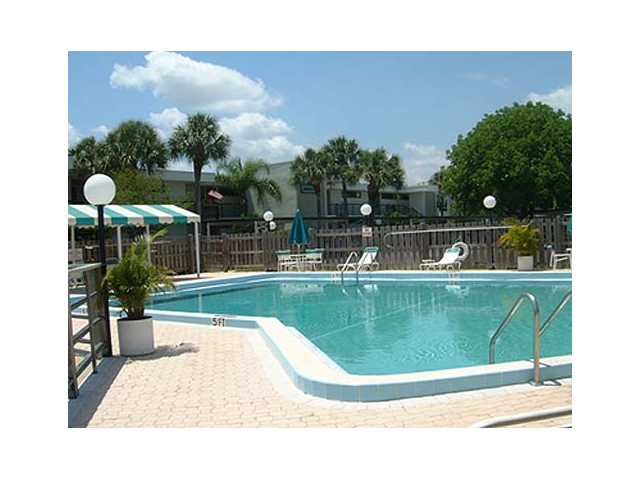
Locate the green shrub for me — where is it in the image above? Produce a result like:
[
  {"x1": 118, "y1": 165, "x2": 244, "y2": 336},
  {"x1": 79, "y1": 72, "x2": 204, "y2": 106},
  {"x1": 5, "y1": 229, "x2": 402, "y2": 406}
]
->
[
  {"x1": 498, "y1": 218, "x2": 542, "y2": 256},
  {"x1": 103, "y1": 228, "x2": 175, "y2": 319}
]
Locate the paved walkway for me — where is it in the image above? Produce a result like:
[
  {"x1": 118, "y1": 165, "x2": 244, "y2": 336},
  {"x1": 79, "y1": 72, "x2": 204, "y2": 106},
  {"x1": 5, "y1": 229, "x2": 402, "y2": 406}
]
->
[{"x1": 69, "y1": 320, "x2": 571, "y2": 428}]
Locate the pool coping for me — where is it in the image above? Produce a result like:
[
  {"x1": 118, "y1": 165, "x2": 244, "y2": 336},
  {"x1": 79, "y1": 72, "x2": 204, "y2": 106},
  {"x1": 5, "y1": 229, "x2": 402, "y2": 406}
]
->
[{"x1": 76, "y1": 271, "x2": 572, "y2": 402}]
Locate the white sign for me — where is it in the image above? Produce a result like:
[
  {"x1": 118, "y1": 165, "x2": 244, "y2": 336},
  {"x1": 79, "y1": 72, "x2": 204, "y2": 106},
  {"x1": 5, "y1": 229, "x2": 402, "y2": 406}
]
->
[{"x1": 362, "y1": 226, "x2": 373, "y2": 238}]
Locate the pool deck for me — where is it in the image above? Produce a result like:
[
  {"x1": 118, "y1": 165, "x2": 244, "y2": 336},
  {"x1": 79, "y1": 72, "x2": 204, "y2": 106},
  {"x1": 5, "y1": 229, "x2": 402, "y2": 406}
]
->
[{"x1": 69, "y1": 316, "x2": 571, "y2": 428}]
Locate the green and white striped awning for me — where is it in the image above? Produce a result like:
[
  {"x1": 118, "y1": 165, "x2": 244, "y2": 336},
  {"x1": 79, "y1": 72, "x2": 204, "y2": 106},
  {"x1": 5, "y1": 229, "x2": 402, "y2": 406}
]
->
[{"x1": 68, "y1": 204, "x2": 200, "y2": 227}]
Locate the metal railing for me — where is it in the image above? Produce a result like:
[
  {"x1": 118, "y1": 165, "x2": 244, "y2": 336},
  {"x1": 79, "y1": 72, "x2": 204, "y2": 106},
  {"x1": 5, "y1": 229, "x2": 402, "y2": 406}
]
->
[
  {"x1": 337, "y1": 251, "x2": 359, "y2": 282},
  {"x1": 68, "y1": 263, "x2": 111, "y2": 399},
  {"x1": 489, "y1": 291, "x2": 572, "y2": 387},
  {"x1": 540, "y1": 291, "x2": 572, "y2": 336},
  {"x1": 489, "y1": 293, "x2": 542, "y2": 385}
]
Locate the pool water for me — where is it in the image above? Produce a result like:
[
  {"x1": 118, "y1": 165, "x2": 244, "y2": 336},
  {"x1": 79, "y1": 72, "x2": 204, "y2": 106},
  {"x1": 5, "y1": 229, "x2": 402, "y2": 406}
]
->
[{"x1": 147, "y1": 281, "x2": 572, "y2": 375}]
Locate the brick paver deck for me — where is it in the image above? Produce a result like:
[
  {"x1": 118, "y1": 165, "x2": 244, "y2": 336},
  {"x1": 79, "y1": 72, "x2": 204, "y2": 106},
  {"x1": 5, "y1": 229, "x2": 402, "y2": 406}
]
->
[{"x1": 68, "y1": 319, "x2": 571, "y2": 428}]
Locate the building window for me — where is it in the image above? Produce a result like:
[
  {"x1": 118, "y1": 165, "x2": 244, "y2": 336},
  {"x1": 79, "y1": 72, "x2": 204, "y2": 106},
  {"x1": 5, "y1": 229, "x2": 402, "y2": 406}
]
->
[
  {"x1": 381, "y1": 193, "x2": 397, "y2": 200},
  {"x1": 346, "y1": 191, "x2": 362, "y2": 198}
]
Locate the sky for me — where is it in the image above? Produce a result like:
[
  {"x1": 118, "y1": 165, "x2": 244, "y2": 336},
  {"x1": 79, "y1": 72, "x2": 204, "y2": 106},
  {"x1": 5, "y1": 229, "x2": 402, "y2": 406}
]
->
[{"x1": 68, "y1": 51, "x2": 571, "y2": 185}]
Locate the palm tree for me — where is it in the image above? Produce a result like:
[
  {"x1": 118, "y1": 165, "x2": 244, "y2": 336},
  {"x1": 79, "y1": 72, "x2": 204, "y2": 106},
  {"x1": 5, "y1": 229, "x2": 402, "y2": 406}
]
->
[
  {"x1": 214, "y1": 158, "x2": 282, "y2": 216},
  {"x1": 68, "y1": 136, "x2": 108, "y2": 175},
  {"x1": 102, "y1": 120, "x2": 168, "y2": 174},
  {"x1": 168, "y1": 114, "x2": 231, "y2": 217},
  {"x1": 321, "y1": 136, "x2": 361, "y2": 216},
  {"x1": 359, "y1": 148, "x2": 405, "y2": 215},
  {"x1": 290, "y1": 148, "x2": 328, "y2": 216}
]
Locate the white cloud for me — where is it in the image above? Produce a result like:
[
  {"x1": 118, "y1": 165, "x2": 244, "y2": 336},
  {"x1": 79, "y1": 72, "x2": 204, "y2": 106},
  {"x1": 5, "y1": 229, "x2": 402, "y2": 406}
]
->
[
  {"x1": 68, "y1": 123, "x2": 81, "y2": 147},
  {"x1": 526, "y1": 85, "x2": 572, "y2": 113},
  {"x1": 161, "y1": 110, "x2": 304, "y2": 168},
  {"x1": 149, "y1": 107, "x2": 188, "y2": 139},
  {"x1": 92, "y1": 125, "x2": 110, "y2": 138},
  {"x1": 220, "y1": 113, "x2": 303, "y2": 163},
  {"x1": 402, "y1": 143, "x2": 449, "y2": 185},
  {"x1": 110, "y1": 51, "x2": 281, "y2": 114},
  {"x1": 219, "y1": 113, "x2": 292, "y2": 140}
]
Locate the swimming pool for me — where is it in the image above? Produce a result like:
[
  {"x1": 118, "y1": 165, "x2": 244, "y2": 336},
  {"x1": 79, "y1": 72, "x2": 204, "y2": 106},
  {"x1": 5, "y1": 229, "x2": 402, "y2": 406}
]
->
[
  {"x1": 133, "y1": 271, "x2": 571, "y2": 401},
  {"x1": 148, "y1": 279, "x2": 571, "y2": 376}
]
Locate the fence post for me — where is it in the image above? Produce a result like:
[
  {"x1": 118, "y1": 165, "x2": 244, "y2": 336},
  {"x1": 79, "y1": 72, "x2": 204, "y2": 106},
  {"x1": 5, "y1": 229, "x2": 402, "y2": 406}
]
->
[{"x1": 222, "y1": 233, "x2": 231, "y2": 271}]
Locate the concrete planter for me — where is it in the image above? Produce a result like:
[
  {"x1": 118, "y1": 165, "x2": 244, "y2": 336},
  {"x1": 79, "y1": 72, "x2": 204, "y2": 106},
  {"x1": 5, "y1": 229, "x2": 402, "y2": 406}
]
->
[
  {"x1": 117, "y1": 316, "x2": 155, "y2": 356},
  {"x1": 517, "y1": 255, "x2": 534, "y2": 271}
]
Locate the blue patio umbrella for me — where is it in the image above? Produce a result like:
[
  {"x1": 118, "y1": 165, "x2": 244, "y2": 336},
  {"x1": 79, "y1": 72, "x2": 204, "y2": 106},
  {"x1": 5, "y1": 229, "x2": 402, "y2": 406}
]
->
[
  {"x1": 566, "y1": 214, "x2": 572, "y2": 236},
  {"x1": 288, "y1": 210, "x2": 310, "y2": 247}
]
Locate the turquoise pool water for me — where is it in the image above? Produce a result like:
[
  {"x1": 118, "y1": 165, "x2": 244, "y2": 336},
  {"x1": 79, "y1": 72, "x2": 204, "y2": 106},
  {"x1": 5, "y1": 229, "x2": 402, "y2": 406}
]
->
[{"x1": 146, "y1": 280, "x2": 572, "y2": 375}]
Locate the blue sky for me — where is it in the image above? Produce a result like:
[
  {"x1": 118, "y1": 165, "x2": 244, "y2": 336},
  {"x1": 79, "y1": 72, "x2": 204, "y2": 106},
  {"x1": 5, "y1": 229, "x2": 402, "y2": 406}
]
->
[{"x1": 68, "y1": 51, "x2": 571, "y2": 184}]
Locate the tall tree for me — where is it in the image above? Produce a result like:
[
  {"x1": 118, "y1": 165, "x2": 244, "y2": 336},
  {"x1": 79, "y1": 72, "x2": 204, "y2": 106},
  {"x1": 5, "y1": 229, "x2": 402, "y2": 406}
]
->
[
  {"x1": 290, "y1": 148, "x2": 328, "y2": 216},
  {"x1": 359, "y1": 148, "x2": 405, "y2": 215},
  {"x1": 214, "y1": 158, "x2": 282, "y2": 216},
  {"x1": 443, "y1": 102, "x2": 571, "y2": 217},
  {"x1": 102, "y1": 120, "x2": 168, "y2": 173},
  {"x1": 112, "y1": 170, "x2": 171, "y2": 205},
  {"x1": 168, "y1": 114, "x2": 231, "y2": 217},
  {"x1": 321, "y1": 136, "x2": 361, "y2": 216},
  {"x1": 68, "y1": 136, "x2": 108, "y2": 175},
  {"x1": 428, "y1": 166, "x2": 449, "y2": 216}
]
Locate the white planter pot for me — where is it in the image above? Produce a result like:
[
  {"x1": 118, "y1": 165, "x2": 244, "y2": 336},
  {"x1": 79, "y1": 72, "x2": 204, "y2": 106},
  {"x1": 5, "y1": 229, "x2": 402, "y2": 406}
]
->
[
  {"x1": 117, "y1": 316, "x2": 155, "y2": 356},
  {"x1": 517, "y1": 255, "x2": 534, "y2": 271}
]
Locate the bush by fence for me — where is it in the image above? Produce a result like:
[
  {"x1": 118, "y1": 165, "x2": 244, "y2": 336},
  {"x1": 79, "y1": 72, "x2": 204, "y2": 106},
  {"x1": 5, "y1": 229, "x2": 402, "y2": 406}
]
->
[{"x1": 75, "y1": 215, "x2": 571, "y2": 273}]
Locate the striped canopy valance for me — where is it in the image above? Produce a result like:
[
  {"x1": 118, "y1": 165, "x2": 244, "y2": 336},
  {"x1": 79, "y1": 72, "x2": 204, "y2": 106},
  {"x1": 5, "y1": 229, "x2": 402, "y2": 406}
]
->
[{"x1": 68, "y1": 204, "x2": 200, "y2": 227}]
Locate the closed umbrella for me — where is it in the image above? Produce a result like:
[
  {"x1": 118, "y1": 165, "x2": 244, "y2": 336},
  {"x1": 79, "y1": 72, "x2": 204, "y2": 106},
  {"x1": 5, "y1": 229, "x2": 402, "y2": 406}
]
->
[{"x1": 288, "y1": 210, "x2": 310, "y2": 249}]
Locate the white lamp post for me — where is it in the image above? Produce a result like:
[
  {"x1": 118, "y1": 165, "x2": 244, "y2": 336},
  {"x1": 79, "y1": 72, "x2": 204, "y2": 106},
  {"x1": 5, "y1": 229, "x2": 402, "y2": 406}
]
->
[
  {"x1": 83, "y1": 173, "x2": 116, "y2": 356},
  {"x1": 483, "y1": 195, "x2": 497, "y2": 269}
]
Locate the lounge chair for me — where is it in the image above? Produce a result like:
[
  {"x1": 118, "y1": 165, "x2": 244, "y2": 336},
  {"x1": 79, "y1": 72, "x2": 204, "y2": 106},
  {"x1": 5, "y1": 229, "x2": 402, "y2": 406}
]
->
[
  {"x1": 420, "y1": 247, "x2": 463, "y2": 270},
  {"x1": 337, "y1": 247, "x2": 380, "y2": 272}
]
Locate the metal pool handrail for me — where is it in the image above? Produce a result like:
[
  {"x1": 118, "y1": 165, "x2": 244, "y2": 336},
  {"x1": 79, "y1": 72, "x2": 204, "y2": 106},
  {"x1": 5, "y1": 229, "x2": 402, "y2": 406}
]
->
[
  {"x1": 489, "y1": 292, "x2": 542, "y2": 385},
  {"x1": 540, "y1": 291, "x2": 572, "y2": 336}
]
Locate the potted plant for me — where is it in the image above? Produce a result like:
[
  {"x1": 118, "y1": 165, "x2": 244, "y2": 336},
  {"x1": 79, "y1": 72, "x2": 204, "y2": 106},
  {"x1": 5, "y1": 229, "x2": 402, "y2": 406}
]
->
[
  {"x1": 103, "y1": 229, "x2": 175, "y2": 356},
  {"x1": 498, "y1": 219, "x2": 542, "y2": 271}
]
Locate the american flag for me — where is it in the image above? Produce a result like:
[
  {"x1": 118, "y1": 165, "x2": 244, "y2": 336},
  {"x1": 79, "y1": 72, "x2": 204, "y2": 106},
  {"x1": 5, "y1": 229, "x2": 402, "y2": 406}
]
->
[{"x1": 208, "y1": 189, "x2": 224, "y2": 200}]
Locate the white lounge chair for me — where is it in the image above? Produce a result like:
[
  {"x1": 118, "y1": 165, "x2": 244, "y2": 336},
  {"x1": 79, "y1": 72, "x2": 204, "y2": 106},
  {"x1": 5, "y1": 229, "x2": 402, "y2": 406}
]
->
[
  {"x1": 420, "y1": 247, "x2": 463, "y2": 270},
  {"x1": 337, "y1": 247, "x2": 380, "y2": 272}
]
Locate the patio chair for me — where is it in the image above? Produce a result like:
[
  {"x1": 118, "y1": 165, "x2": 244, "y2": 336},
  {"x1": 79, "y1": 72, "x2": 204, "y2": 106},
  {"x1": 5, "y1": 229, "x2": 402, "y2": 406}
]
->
[
  {"x1": 547, "y1": 245, "x2": 571, "y2": 269},
  {"x1": 276, "y1": 250, "x2": 297, "y2": 271},
  {"x1": 420, "y1": 247, "x2": 463, "y2": 270},
  {"x1": 337, "y1": 247, "x2": 380, "y2": 272},
  {"x1": 303, "y1": 248, "x2": 324, "y2": 271}
]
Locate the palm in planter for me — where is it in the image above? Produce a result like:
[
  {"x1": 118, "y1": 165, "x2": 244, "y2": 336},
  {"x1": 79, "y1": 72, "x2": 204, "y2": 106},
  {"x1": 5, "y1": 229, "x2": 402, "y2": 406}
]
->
[
  {"x1": 104, "y1": 229, "x2": 175, "y2": 355},
  {"x1": 498, "y1": 219, "x2": 542, "y2": 270}
]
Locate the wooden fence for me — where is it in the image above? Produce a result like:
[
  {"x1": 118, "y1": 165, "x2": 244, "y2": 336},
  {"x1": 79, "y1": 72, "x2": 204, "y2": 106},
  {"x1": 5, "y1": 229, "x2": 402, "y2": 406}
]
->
[{"x1": 74, "y1": 215, "x2": 571, "y2": 273}]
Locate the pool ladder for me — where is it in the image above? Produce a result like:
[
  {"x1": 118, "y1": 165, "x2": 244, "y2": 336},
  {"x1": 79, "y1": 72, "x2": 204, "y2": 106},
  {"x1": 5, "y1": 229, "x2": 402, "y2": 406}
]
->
[{"x1": 489, "y1": 291, "x2": 572, "y2": 385}]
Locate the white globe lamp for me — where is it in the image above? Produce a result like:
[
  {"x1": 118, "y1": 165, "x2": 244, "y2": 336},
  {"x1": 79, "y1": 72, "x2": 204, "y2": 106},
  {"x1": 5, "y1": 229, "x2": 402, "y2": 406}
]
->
[
  {"x1": 360, "y1": 203, "x2": 372, "y2": 216},
  {"x1": 269, "y1": 221, "x2": 277, "y2": 231},
  {"x1": 263, "y1": 210, "x2": 274, "y2": 222},
  {"x1": 84, "y1": 174, "x2": 116, "y2": 205},
  {"x1": 483, "y1": 195, "x2": 496, "y2": 210}
]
